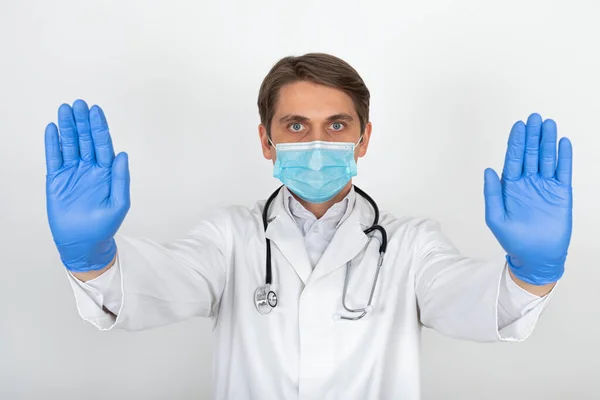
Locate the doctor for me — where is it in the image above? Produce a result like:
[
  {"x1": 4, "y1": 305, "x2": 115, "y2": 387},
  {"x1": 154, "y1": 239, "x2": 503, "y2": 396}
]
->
[{"x1": 45, "y1": 53, "x2": 572, "y2": 399}]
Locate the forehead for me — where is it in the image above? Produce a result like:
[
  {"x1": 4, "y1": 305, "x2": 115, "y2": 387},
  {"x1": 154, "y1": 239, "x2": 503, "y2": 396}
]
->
[{"x1": 274, "y1": 81, "x2": 357, "y2": 120}]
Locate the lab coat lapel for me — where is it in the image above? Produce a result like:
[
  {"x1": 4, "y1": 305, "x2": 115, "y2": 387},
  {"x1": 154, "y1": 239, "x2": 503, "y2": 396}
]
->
[
  {"x1": 264, "y1": 189, "x2": 313, "y2": 286},
  {"x1": 308, "y1": 195, "x2": 370, "y2": 284}
]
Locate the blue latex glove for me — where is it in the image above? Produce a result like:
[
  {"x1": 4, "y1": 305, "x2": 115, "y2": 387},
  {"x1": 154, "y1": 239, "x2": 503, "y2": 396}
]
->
[
  {"x1": 483, "y1": 113, "x2": 573, "y2": 285},
  {"x1": 45, "y1": 100, "x2": 130, "y2": 272}
]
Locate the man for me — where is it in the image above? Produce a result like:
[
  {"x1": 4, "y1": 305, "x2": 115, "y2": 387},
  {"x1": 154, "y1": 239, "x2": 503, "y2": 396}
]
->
[{"x1": 45, "y1": 53, "x2": 573, "y2": 399}]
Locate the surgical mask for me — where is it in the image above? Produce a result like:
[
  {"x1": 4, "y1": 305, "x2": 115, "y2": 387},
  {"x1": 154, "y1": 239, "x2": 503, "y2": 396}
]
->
[{"x1": 270, "y1": 137, "x2": 362, "y2": 203}]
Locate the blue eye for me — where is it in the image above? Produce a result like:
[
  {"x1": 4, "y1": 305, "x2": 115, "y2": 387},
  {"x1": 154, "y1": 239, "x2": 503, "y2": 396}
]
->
[
  {"x1": 290, "y1": 123, "x2": 303, "y2": 132},
  {"x1": 330, "y1": 122, "x2": 344, "y2": 131}
]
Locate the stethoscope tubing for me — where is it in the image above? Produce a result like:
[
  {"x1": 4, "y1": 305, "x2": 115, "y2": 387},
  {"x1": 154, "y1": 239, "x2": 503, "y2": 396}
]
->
[{"x1": 258, "y1": 185, "x2": 387, "y2": 319}]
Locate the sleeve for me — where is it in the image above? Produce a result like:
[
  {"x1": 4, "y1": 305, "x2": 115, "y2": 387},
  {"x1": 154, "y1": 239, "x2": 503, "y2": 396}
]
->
[
  {"x1": 67, "y1": 259, "x2": 122, "y2": 321},
  {"x1": 65, "y1": 216, "x2": 229, "y2": 332},
  {"x1": 414, "y1": 219, "x2": 555, "y2": 342},
  {"x1": 496, "y1": 266, "x2": 555, "y2": 339}
]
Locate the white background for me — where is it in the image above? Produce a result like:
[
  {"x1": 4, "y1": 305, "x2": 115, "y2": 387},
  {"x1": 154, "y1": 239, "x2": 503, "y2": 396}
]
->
[{"x1": 1, "y1": 0, "x2": 599, "y2": 398}]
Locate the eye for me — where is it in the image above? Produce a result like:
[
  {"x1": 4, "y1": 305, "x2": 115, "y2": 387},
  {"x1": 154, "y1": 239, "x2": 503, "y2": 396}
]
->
[
  {"x1": 288, "y1": 123, "x2": 305, "y2": 132},
  {"x1": 329, "y1": 122, "x2": 345, "y2": 131}
]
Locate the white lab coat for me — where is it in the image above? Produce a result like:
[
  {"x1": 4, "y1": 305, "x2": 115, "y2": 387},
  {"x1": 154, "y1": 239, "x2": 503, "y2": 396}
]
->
[{"x1": 67, "y1": 188, "x2": 553, "y2": 400}]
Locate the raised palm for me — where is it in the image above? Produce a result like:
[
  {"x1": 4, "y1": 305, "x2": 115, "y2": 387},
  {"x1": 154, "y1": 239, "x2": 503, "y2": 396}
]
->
[
  {"x1": 45, "y1": 100, "x2": 130, "y2": 271},
  {"x1": 483, "y1": 113, "x2": 572, "y2": 283}
]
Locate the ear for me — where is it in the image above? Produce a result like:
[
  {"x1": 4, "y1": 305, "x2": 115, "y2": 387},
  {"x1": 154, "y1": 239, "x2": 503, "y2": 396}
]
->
[
  {"x1": 259, "y1": 124, "x2": 274, "y2": 160},
  {"x1": 356, "y1": 122, "x2": 373, "y2": 158}
]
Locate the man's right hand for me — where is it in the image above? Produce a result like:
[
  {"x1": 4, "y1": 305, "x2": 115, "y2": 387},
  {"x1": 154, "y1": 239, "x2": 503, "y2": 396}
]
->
[{"x1": 45, "y1": 99, "x2": 130, "y2": 273}]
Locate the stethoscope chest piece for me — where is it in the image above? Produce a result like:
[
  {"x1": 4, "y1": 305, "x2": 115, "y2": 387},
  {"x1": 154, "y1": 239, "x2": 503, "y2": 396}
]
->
[{"x1": 255, "y1": 285, "x2": 277, "y2": 314}]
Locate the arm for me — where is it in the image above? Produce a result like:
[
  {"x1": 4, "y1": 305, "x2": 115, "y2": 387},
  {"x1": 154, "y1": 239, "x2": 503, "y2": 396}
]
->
[
  {"x1": 68, "y1": 219, "x2": 229, "y2": 331},
  {"x1": 415, "y1": 113, "x2": 572, "y2": 342},
  {"x1": 414, "y1": 218, "x2": 555, "y2": 342},
  {"x1": 45, "y1": 100, "x2": 227, "y2": 331}
]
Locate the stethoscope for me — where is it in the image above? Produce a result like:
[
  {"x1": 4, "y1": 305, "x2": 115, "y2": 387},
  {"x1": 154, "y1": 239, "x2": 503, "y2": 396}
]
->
[{"x1": 254, "y1": 185, "x2": 388, "y2": 320}]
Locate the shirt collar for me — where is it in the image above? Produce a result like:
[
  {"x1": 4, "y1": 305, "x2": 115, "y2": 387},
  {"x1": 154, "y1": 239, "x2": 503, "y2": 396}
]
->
[{"x1": 282, "y1": 186, "x2": 356, "y2": 228}]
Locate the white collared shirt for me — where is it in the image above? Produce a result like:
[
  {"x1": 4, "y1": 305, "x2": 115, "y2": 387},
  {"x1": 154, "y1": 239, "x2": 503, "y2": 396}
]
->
[{"x1": 283, "y1": 187, "x2": 355, "y2": 268}]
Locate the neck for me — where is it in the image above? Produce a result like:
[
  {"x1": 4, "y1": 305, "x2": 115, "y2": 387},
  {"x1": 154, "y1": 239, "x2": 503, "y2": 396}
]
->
[{"x1": 292, "y1": 181, "x2": 353, "y2": 219}]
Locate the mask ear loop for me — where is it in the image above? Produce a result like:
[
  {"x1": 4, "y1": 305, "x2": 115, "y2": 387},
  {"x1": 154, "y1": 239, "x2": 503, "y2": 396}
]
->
[{"x1": 353, "y1": 134, "x2": 364, "y2": 149}]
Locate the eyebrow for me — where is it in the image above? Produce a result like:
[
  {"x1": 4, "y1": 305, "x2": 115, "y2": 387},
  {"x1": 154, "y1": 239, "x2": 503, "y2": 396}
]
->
[{"x1": 278, "y1": 113, "x2": 355, "y2": 124}]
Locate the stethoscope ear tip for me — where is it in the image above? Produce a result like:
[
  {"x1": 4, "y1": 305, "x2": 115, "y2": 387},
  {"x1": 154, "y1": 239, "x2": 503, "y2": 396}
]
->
[{"x1": 332, "y1": 314, "x2": 342, "y2": 321}]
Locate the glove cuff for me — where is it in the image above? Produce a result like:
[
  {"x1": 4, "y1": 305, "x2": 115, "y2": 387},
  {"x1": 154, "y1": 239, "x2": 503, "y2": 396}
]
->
[
  {"x1": 61, "y1": 238, "x2": 117, "y2": 273},
  {"x1": 506, "y1": 254, "x2": 565, "y2": 286}
]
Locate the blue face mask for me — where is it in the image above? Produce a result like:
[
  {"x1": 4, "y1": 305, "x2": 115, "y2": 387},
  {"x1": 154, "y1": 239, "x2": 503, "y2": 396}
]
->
[{"x1": 271, "y1": 137, "x2": 362, "y2": 203}]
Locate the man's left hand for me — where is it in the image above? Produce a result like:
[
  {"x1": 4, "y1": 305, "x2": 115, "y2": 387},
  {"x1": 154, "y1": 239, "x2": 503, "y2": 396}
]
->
[{"x1": 483, "y1": 113, "x2": 573, "y2": 290}]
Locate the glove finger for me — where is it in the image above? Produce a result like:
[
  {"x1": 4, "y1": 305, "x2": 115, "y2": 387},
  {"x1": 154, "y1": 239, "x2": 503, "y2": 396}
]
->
[
  {"x1": 111, "y1": 152, "x2": 131, "y2": 210},
  {"x1": 524, "y1": 113, "x2": 542, "y2": 175},
  {"x1": 57, "y1": 103, "x2": 80, "y2": 164},
  {"x1": 539, "y1": 119, "x2": 557, "y2": 178},
  {"x1": 44, "y1": 122, "x2": 63, "y2": 174},
  {"x1": 90, "y1": 105, "x2": 116, "y2": 168},
  {"x1": 502, "y1": 121, "x2": 526, "y2": 181},
  {"x1": 73, "y1": 99, "x2": 95, "y2": 163},
  {"x1": 556, "y1": 137, "x2": 573, "y2": 186},
  {"x1": 484, "y1": 168, "x2": 505, "y2": 228}
]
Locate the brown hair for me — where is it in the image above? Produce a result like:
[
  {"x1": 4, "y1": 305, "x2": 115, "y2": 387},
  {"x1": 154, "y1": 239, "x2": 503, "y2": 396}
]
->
[{"x1": 257, "y1": 53, "x2": 370, "y2": 137}]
